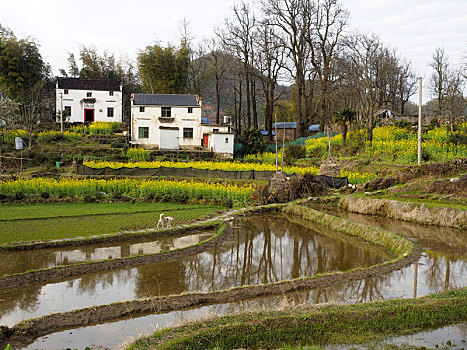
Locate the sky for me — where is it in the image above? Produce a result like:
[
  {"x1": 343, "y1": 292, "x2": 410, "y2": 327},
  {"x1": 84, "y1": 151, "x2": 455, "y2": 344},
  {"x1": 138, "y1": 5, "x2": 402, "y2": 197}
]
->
[{"x1": 1, "y1": 0, "x2": 466, "y2": 103}]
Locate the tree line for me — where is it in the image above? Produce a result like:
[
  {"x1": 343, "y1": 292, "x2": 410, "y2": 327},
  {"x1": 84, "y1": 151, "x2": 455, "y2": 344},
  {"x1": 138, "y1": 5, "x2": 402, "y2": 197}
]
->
[{"x1": 0, "y1": 0, "x2": 466, "y2": 145}]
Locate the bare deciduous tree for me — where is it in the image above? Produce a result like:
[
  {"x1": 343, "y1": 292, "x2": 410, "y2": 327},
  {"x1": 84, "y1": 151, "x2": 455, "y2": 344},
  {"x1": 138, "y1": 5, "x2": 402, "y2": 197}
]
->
[
  {"x1": 261, "y1": 0, "x2": 310, "y2": 137},
  {"x1": 429, "y1": 48, "x2": 448, "y2": 115},
  {"x1": 306, "y1": 0, "x2": 349, "y2": 132},
  {"x1": 253, "y1": 21, "x2": 285, "y2": 141},
  {"x1": 220, "y1": 1, "x2": 256, "y2": 129}
]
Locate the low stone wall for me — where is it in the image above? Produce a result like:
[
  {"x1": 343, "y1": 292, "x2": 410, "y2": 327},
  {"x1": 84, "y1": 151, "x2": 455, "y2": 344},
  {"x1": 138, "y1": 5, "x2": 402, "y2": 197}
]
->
[{"x1": 338, "y1": 195, "x2": 467, "y2": 229}]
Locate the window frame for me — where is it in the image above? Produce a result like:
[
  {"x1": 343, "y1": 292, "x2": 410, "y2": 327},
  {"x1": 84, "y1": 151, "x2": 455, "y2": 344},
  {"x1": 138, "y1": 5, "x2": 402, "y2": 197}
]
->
[
  {"x1": 138, "y1": 126, "x2": 149, "y2": 139},
  {"x1": 161, "y1": 107, "x2": 171, "y2": 118},
  {"x1": 64, "y1": 89, "x2": 69, "y2": 95},
  {"x1": 188, "y1": 107, "x2": 193, "y2": 113},
  {"x1": 109, "y1": 91, "x2": 114, "y2": 96},
  {"x1": 86, "y1": 92, "x2": 92, "y2": 97},
  {"x1": 64, "y1": 106, "x2": 71, "y2": 116},
  {"x1": 183, "y1": 127, "x2": 194, "y2": 139},
  {"x1": 107, "y1": 107, "x2": 114, "y2": 118},
  {"x1": 139, "y1": 106, "x2": 145, "y2": 113}
]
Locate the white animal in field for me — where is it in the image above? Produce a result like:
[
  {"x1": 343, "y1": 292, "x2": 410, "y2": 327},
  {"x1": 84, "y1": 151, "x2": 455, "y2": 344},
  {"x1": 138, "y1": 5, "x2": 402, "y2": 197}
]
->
[{"x1": 157, "y1": 213, "x2": 174, "y2": 228}]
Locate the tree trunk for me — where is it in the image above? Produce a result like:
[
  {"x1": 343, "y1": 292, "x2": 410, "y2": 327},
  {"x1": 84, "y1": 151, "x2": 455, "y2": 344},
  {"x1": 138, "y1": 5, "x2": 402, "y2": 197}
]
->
[
  {"x1": 268, "y1": 81, "x2": 274, "y2": 142},
  {"x1": 238, "y1": 78, "x2": 243, "y2": 134},
  {"x1": 244, "y1": 64, "x2": 251, "y2": 129},
  {"x1": 295, "y1": 78, "x2": 304, "y2": 139},
  {"x1": 215, "y1": 77, "x2": 221, "y2": 124},
  {"x1": 251, "y1": 79, "x2": 258, "y2": 130},
  {"x1": 342, "y1": 123, "x2": 348, "y2": 146},
  {"x1": 367, "y1": 127, "x2": 374, "y2": 143}
]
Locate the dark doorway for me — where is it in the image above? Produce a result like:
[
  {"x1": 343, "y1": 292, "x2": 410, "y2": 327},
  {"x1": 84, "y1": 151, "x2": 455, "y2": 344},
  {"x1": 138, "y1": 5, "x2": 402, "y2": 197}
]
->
[{"x1": 84, "y1": 109, "x2": 94, "y2": 123}]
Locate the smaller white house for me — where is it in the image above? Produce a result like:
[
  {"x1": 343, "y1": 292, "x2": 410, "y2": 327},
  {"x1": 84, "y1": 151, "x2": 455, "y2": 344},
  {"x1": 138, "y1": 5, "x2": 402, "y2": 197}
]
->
[
  {"x1": 56, "y1": 78, "x2": 123, "y2": 123},
  {"x1": 130, "y1": 94, "x2": 234, "y2": 157}
]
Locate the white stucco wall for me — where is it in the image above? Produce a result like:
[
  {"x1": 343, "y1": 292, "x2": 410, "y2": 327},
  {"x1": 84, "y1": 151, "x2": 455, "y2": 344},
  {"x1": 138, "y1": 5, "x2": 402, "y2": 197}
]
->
[
  {"x1": 56, "y1": 88, "x2": 122, "y2": 123},
  {"x1": 210, "y1": 133, "x2": 234, "y2": 156},
  {"x1": 131, "y1": 104, "x2": 202, "y2": 150}
]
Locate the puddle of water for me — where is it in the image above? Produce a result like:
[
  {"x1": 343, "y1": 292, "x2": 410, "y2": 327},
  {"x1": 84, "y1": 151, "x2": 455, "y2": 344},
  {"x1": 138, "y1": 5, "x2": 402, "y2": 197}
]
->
[
  {"x1": 0, "y1": 213, "x2": 387, "y2": 327},
  {"x1": 0, "y1": 231, "x2": 215, "y2": 276},
  {"x1": 331, "y1": 323, "x2": 467, "y2": 349}
]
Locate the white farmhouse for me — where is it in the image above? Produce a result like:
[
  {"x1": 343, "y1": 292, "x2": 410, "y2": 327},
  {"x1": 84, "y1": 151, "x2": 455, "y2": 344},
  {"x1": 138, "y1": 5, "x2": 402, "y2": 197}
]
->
[
  {"x1": 56, "y1": 78, "x2": 123, "y2": 123},
  {"x1": 130, "y1": 93, "x2": 234, "y2": 157}
]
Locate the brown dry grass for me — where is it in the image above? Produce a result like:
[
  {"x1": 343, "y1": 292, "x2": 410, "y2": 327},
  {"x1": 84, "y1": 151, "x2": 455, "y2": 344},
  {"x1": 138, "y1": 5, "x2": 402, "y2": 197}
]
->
[{"x1": 339, "y1": 196, "x2": 467, "y2": 229}]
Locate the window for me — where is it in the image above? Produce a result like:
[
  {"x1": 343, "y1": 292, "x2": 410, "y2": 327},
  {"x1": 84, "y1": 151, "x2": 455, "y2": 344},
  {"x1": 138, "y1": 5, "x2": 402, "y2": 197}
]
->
[
  {"x1": 138, "y1": 127, "x2": 149, "y2": 139},
  {"x1": 107, "y1": 107, "x2": 114, "y2": 117},
  {"x1": 139, "y1": 106, "x2": 145, "y2": 113},
  {"x1": 87, "y1": 92, "x2": 92, "y2": 97},
  {"x1": 64, "y1": 106, "x2": 71, "y2": 116},
  {"x1": 225, "y1": 137, "x2": 229, "y2": 143},
  {"x1": 109, "y1": 91, "x2": 114, "y2": 96},
  {"x1": 183, "y1": 127, "x2": 193, "y2": 139},
  {"x1": 188, "y1": 107, "x2": 193, "y2": 113},
  {"x1": 213, "y1": 129, "x2": 219, "y2": 133},
  {"x1": 161, "y1": 107, "x2": 171, "y2": 117},
  {"x1": 64, "y1": 89, "x2": 69, "y2": 95}
]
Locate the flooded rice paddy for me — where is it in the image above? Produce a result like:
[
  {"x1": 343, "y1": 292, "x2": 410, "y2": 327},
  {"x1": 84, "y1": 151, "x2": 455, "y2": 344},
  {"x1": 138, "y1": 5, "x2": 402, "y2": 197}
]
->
[
  {"x1": 0, "y1": 230, "x2": 216, "y2": 276},
  {"x1": 1, "y1": 210, "x2": 465, "y2": 349}
]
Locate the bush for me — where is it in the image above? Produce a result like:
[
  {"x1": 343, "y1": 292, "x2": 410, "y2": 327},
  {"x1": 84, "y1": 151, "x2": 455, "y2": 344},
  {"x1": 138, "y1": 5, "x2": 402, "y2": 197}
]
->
[
  {"x1": 236, "y1": 129, "x2": 266, "y2": 157},
  {"x1": 40, "y1": 191, "x2": 50, "y2": 199},
  {"x1": 126, "y1": 147, "x2": 150, "y2": 161},
  {"x1": 83, "y1": 194, "x2": 94, "y2": 203},
  {"x1": 448, "y1": 132, "x2": 467, "y2": 145},
  {"x1": 222, "y1": 198, "x2": 234, "y2": 208},
  {"x1": 14, "y1": 191, "x2": 25, "y2": 200},
  {"x1": 111, "y1": 142, "x2": 127, "y2": 149},
  {"x1": 394, "y1": 119, "x2": 413, "y2": 130},
  {"x1": 284, "y1": 144, "x2": 306, "y2": 165},
  {"x1": 111, "y1": 191, "x2": 122, "y2": 200},
  {"x1": 173, "y1": 192, "x2": 189, "y2": 203}
]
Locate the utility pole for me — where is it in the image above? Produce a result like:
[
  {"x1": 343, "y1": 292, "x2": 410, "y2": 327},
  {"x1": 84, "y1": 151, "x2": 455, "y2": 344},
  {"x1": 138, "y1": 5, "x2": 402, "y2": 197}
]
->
[
  {"x1": 60, "y1": 91, "x2": 64, "y2": 134},
  {"x1": 418, "y1": 77, "x2": 422, "y2": 165},
  {"x1": 275, "y1": 114, "x2": 278, "y2": 173}
]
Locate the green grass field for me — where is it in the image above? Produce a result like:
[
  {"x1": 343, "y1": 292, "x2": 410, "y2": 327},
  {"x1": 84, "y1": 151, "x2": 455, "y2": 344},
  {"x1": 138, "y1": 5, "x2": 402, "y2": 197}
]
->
[
  {"x1": 0, "y1": 202, "x2": 223, "y2": 244},
  {"x1": 0, "y1": 202, "x2": 208, "y2": 221}
]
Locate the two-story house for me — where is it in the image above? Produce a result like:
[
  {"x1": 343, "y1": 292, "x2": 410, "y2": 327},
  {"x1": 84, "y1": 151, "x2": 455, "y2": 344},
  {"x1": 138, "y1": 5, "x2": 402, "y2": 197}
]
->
[
  {"x1": 130, "y1": 93, "x2": 234, "y2": 157},
  {"x1": 56, "y1": 78, "x2": 123, "y2": 123}
]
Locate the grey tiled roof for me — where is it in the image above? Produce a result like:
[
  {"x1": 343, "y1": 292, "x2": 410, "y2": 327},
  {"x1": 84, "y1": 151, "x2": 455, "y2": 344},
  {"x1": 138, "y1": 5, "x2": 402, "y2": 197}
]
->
[
  {"x1": 272, "y1": 122, "x2": 297, "y2": 129},
  {"x1": 57, "y1": 77, "x2": 121, "y2": 91},
  {"x1": 133, "y1": 93, "x2": 200, "y2": 106}
]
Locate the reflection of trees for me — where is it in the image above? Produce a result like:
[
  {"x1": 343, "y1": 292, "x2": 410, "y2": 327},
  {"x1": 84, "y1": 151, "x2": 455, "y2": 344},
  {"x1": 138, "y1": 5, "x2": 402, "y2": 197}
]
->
[
  {"x1": 0, "y1": 250, "x2": 57, "y2": 277},
  {"x1": 0, "y1": 250, "x2": 57, "y2": 324},
  {"x1": 131, "y1": 214, "x2": 389, "y2": 300},
  {"x1": 424, "y1": 252, "x2": 465, "y2": 292},
  {"x1": 0, "y1": 284, "x2": 44, "y2": 324},
  {"x1": 76, "y1": 269, "x2": 135, "y2": 296},
  {"x1": 278, "y1": 272, "x2": 390, "y2": 306}
]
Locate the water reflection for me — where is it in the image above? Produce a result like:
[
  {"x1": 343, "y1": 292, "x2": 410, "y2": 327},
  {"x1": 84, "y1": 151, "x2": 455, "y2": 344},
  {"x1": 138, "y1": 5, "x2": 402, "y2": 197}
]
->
[
  {"x1": 0, "y1": 231, "x2": 215, "y2": 276},
  {"x1": 3, "y1": 211, "x2": 466, "y2": 350},
  {"x1": 0, "y1": 213, "x2": 387, "y2": 326}
]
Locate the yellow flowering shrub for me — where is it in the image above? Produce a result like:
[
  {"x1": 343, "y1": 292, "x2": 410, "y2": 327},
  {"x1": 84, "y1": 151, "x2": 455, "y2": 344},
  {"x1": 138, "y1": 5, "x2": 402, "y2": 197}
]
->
[{"x1": 0, "y1": 178, "x2": 255, "y2": 205}]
